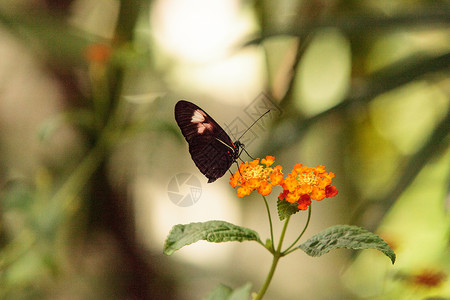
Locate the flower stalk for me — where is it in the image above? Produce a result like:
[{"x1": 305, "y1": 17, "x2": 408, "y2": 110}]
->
[
  {"x1": 283, "y1": 205, "x2": 312, "y2": 255},
  {"x1": 228, "y1": 157, "x2": 338, "y2": 298},
  {"x1": 255, "y1": 215, "x2": 291, "y2": 300},
  {"x1": 262, "y1": 195, "x2": 275, "y2": 252}
]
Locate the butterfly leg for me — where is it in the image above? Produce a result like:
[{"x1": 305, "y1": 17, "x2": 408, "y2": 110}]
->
[
  {"x1": 235, "y1": 160, "x2": 244, "y2": 178},
  {"x1": 241, "y1": 146, "x2": 256, "y2": 160},
  {"x1": 228, "y1": 161, "x2": 244, "y2": 181}
]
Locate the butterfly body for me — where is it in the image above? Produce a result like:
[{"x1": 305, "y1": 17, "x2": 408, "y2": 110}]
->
[{"x1": 175, "y1": 100, "x2": 241, "y2": 183}]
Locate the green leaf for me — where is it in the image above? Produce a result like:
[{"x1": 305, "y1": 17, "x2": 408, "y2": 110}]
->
[
  {"x1": 0, "y1": 12, "x2": 92, "y2": 65},
  {"x1": 228, "y1": 283, "x2": 252, "y2": 300},
  {"x1": 205, "y1": 284, "x2": 232, "y2": 300},
  {"x1": 277, "y1": 199, "x2": 300, "y2": 220},
  {"x1": 163, "y1": 221, "x2": 261, "y2": 255},
  {"x1": 205, "y1": 283, "x2": 252, "y2": 300},
  {"x1": 264, "y1": 238, "x2": 273, "y2": 250},
  {"x1": 297, "y1": 225, "x2": 396, "y2": 264}
]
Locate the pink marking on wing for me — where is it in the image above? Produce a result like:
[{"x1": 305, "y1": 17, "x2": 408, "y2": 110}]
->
[
  {"x1": 197, "y1": 122, "x2": 213, "y2": 134},
  {"x1": 191, "y1": 109, "x2": 214, "y2": 134}
]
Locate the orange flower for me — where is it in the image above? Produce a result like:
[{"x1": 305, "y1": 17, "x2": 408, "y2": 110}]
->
[
  {"x1": 278, "y1": 164, "x2": 338, "y2": 210},
  {"x1": 230, "y1": 156, "x2": 283, "y2": 197}
]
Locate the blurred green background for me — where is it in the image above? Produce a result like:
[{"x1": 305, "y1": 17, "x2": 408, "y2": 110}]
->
[{"x1": 0, "y1": 0, "x2": 449, "y2": 299}]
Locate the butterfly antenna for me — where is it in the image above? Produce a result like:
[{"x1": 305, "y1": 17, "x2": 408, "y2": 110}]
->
[
  {"x1": 223, "y1": 123, "x2": 238, "y2": 141},
  {"x1": 237, "y1": 109, "x2": 270, "y2": 141}
]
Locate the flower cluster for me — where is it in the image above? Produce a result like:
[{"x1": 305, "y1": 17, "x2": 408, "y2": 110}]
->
[
  {"x1": 230, "y1": 157, "x2": 338, "y2": 210},
  {"x1": 230, "y1": 156, "x2": 283, "y2": 197},
  {"x1": 278, "y1": 164, "x2": 338, "y2": 210}
]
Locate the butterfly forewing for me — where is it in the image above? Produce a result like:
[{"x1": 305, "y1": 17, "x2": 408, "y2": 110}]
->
[{"x1": 175, "y1": 100, "x2": 238, "y2": 183}]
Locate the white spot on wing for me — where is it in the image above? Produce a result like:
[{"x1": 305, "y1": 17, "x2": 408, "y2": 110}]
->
[
  {"x1": 191, "y1": 109, "x2": 214, "y2": 134},
  {"x1": 192, "y1": 109, "x2": 206, "y2": 123}
]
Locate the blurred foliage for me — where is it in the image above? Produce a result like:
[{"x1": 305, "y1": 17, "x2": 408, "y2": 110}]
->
[{"x1": 0, "y1": 0, "x2": 449, "y2": 299}]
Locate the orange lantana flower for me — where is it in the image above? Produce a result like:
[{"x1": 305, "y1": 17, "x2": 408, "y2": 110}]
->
[
  {"x1": 278, "y1": 164, "x2": 338, "y2": 210},
  {"x1": 230, "y1": 156, "x2": 283, "y2": 197}
]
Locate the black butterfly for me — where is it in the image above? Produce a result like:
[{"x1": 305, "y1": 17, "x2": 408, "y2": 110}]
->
[{"x1": 174, "y1": 100, "x2": 244, "y2": 183}]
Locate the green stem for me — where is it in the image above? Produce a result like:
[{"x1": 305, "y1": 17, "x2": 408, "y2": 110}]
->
[
  {"x1": 255, "y1": 215, "x2": 291, "y2": 300},
  {"x1": 254, "y1": 253, "x2": 281, "y2": 300},
  {"x1": 262, "y1": 195, "x2": 275, "y2": 252},
  {"x1": 277, "y1": 215, "x2": 290, "y2": 253},
  {"x1": 89, "y1": 64, "x2": 110, "y2": 130},
  {"x1": 282, "y1": 205, "x2": 312, "y2": 255},
  {"x1": 50, "y1": 133, "x2": 109, "y2": 213}
]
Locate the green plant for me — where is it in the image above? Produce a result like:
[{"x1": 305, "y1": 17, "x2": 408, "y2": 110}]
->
[{"x1": 164, "y1": 156, "x2": 395, "y2": 299}]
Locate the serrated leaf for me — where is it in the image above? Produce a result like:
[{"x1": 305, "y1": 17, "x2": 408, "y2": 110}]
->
[
  {"x1": 277, "y1": 199, "x2": 300, "y2": 220},
  {"x1": 164, "y1": 221, "x2": 261, "y2": 255},
  {"x1": 298, "y1": 225, "x2": 396, "y2": 264}
]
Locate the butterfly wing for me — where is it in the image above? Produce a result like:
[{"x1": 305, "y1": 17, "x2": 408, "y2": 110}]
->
[{"x1": 175, "y1": 100, "x2": 237, "y2": 183}]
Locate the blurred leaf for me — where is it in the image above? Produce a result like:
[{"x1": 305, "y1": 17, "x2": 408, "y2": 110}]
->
[
  {"x1": 3, "y1": 249, "x2": 43, "y2": 286},
  {"x1": 294, "y1": 28, "x2": 351, "y2": 116},
  {"x1": 367, "y1": 110, "x2": 450, "y2": 219},
  {"x1": 205, "y1": 282, "x2": 252, "y2": 300},
  {"x1": 0, "y1": 182, "x2": 33, "y2": 210},
  {"x1": 229, "y1": 283, "x2": 252, "y2": 300},
  {"x1": 205, "y1": 284, "x2": 232, "y2": 300},
  {"x1": 0, "y1": 12, "x2": 95, "y2": 65},
  {"x1": 247, "y1": 10, "x2": 450, "y2": 45},
  {"x1": 163, "y1": 221, "x2": 261, "y2": 256},
  {"x1": 263, "y1": 52, "x2": 450, "y2": 154},
  {"x1": 298, "y1": 225, "x2": 396, "y2": 264},
  {"x1": 277, "y1": 199, "x2": 299, "y2": 220},
  {"x1": 37, "y1": 109, "x2": 95, "y2": 141}
]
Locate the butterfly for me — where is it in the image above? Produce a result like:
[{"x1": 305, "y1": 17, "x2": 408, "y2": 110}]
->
[{"x1": 174, "y1": 100, "x2": 245, "y2": 183}]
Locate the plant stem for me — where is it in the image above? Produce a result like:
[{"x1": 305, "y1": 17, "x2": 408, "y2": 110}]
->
[
  {"x1": 254, "y1": 253, "x2": 281, "y2": 300},
  {"x1": 50, "y1": 132, "x2": 109, "y2": 214},
  {"x1": 262, "y1": 195, "x2": 275, "y2": 252},
  {"x1": 255, "y1": 215, "x2": 291, "y2": 300},
  {"x1": 282, "y1": 205, "x2": 312, "y2": 255}
]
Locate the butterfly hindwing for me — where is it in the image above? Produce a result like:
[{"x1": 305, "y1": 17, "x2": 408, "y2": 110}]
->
[{"x1": 175, "y1": 100, "x2": 238, "y2": 183}]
